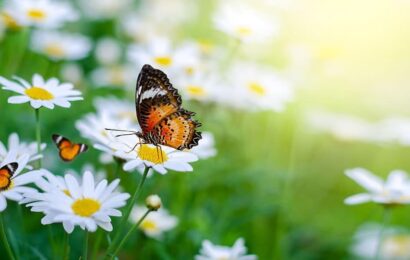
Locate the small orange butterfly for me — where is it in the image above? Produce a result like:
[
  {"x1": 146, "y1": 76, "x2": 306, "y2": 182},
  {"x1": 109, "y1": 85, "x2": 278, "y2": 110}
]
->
[
  {"x1": 0, "y1": 162, "x2": 18, "y2": 191},
  {"x1": 52, "y1": 134, "x2": 88, "y2": 162}
]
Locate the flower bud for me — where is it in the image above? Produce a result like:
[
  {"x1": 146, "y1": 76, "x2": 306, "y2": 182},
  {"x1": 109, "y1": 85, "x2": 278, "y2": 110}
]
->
[{"x1": 145, "y1": 194, "x2": 161, "y2": 211}]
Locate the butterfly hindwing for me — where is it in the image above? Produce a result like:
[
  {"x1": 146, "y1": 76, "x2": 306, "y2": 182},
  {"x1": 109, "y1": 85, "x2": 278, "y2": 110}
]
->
[
  {"x1": 0, "y1": 162, "x2": 18, "y2": 191},
  {"x1": 52, "y1": 134, "x2": 88, "y2": 162},
  {"x1": 153, "y1": 110, "x2": 202, "y2": 150}
]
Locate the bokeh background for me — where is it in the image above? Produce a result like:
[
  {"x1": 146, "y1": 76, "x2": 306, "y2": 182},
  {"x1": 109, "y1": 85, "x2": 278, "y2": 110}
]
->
[{"x1": 1, "y1": 0, "x2": 410, "y2": 259}]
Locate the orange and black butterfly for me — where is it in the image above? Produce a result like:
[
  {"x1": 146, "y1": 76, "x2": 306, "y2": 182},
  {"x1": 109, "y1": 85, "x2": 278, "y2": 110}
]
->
[
  {"x1": 133, "y1": 64, "x2": 202, "y2": 149},
  {"x1": 0, "y1": 162, "x2": 18, "y2": 191},
  {"x1": 52, "y1": 134, "x2": 88, "y2": 162}
]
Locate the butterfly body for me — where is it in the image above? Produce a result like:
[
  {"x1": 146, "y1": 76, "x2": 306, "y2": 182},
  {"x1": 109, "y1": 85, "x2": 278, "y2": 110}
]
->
[
  {"x1": 135, "y1": 64, "x2": 202, "y2": 150},
  {"x1": 52, "y1": 134, "x2": 88, "y2": 162},
  {"x1": 0, "y1": 162, "x2": 18, "y2": 191}
]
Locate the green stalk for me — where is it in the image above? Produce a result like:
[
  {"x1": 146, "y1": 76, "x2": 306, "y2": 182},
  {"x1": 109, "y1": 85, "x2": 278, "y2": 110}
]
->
[
  {"x1": 106, "y1": 167, "x2": 150, "y2": 256},
  {"x1": 109, "y1": 209, "x2": 151, "y2": 259},
  {"x1": 0, "y1": 214, "x2": 15, "y2": 260},
  {"x1": 34, "y1": 108, "x2": 42, "y2": 168},
  {"x1": 63, "y1": 232, "x2": 70, "y2": 260},
  {"x1": 83, "y1": 231, "x2": 89, "y2": 260},
  {"x1": 375, "y1": 206, "x2": 392, "y2": 260},
  {"x1": 91, "y1": 230, "x2": 102, "y2": 260}
]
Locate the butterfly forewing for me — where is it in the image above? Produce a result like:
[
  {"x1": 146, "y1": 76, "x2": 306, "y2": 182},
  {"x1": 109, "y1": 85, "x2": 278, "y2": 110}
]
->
[
  {"x1": 0, "y1": 162, "x2": 18, "y2": 191},
  {"x1": 52, "y1": 134, "x2": 88, "y2": 162}
]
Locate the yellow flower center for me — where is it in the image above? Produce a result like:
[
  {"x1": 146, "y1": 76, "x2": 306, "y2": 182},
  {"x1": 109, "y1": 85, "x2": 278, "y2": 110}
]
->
[
  {"x1": 140, "y1": 219, "x2": 158, "y2": 232},
  {"x1": 197, "y1": 40, "x2": 213, "y2": 54},
  {"x1": 44, "y1": 44, "x2": 65, "y2": 57},
  {"x1": 109, "y1": 68, "x2": 125, "y2": 85},
  {"x1": 236, "y1": 26, "x2": 252, "y2": 36},
  {"x1": 154, "y1": 56, "x2": 172, "y2": 67},
  {"x1": 185, "y1": 66, "x2": 195, "y2": 75},
  {"x1": 71, "y1": 198, "x2": 101, "y2": 217},
  {"x1": 137, "y1": 145, "x2": 168, "y2": 164},
  {"x1": 63, "y1": 189, "x2": 71, "y2": 197},
  {"x1": 25, "y1": 87, "x2": 54, "y2": 100},
  {"x1": 383, "y1": 235, "x2": 410, "y2": 257},
  {"x1": 1, "y1": 12, "x2": 20, "y2": 29},
  {"x1": 27, "y1": 9, "x2": 46, "y2": 21},
  {"x1": 247, "y1": 82, "x2": 266, "y2": 96},
  {"x1": 186, "y1": 85, "x2": 206, "y2": 97}
]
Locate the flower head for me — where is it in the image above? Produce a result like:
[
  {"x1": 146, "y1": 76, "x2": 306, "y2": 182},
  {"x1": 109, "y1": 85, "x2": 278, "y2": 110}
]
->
[
  {"x1": 130, "y1": 205, "x2": 177, "y2": 239},
  {"x1": 345, "y1": 168, "x2": 410, "y2": 205},
  {"x1": 145, "y1": 194, "x2": 161, "y2": 211},
  {"x1": 23, "y1": 171, "x2": 130, "y2": 233},
  {"x1": 0, "y1": 151, "x2": 45, "y2": 212},
  {"x1": 31, "y1": 30, "x2": 92, "y2": 61},
  {"x1": 4, "y1": 0, "x2": 78, "y2": 29},
  {"x1": 195, "y1": 238, "x2": 257, "y2": 260},
  {"x1": 0, "y1": 133, "x2": 45, "y2": 168},
  {"x1": 0, "y1": 74, "x2": 83, "y2": 109}
]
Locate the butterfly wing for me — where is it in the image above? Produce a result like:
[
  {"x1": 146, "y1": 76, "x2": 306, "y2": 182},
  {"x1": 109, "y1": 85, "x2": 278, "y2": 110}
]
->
[
  {"x1": 52, "y1": 134, "x2": 88, "y2": 162},
  {"x1": 153, "y1": 110, "x2": 202, "y2": 150},
  {"x1": 136, "y1": 64, "x2": 181, "y2": 133},
  {"x1": 0, "y1": 162, "x2": 18, "y2": 191}
]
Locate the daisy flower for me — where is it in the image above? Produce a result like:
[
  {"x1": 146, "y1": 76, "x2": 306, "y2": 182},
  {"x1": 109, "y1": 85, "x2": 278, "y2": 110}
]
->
[
  {"x1": 344, "y1": 168, "x2": 410, "y2": 205},
  {"x1": 23, "y1": 171, "x2": 130, "y2": 233},
  {"x1": 60, "y1": 63, "x2": 84, "y2": 85},
  {"x1": 0, "y1": 133, "x2": 45, "y2": 167},
  {"x1": 94, "y1": 38, "x2": 122, "y2": 65},
  {"x1": 195, "y1": 238, "x2": 257, "y2": 260},
  {"x1": 4, "y1": 0, "x2": 78, "y2": 29},
  {"x1": 173, "y1": 42, "x2": 204, "y2": 77},
  {"x1": 120, "y1": 12, "x2": 161, "y2": 42},
  {"x1": 127, "y1": 37, "x2": 177, "y2": 73},
  {"x1": 78, "y1": 0, "x2": 133, "y2": 20},
  {"x1": 190, "y1": 132, "x2": 217, "y2": 160},
  {"x1": 90, "y1": 64, "x2": 136, "y2": 89},
  {"x1": 0, "y1": 74, "x2": 83, "y2": 109},
  {"x1": 129, "y1": 205, "x2": 178, "y2": 239},
  {"x1": 31, "y1": 30, "x2": 92, "y2": 61},
  {"x1": 225, "y1": 62, "x2": 293, "y2": 112},
  {"x1": 116, "y1": 143, "x2": 198, "y2": 174},
  {"x1": 0, "y1": 152, "x2": 45, "y2": 212},
  {"x1": 175, "y1": 72, "x2": 219, "y2": 103},
  {"x1": 350, "y1": 223, "x2": 410, "y2": 259},
  {"x1": 93, "y1": 97, "x2": 138, "y2": 125},
  {"x1": 213, "y1": 1, "x2": 278, "y2": 43}
]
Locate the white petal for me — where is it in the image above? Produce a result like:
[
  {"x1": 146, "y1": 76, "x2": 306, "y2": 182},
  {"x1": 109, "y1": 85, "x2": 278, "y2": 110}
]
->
[
  {"x1": 345, "y1": 168, "x2": 384, "y2": 193},
  {"x1": 344, "y1": 193, "x2": 372, "y2": 205},
  {"x1": 82, "y1": 171, "x2": 95, "y2": 198},
  {"x1": 8, "y1": 96, "x2": 29, "y2": 104},
  {"x1": 63, "y1": 221, "x2": 75, "y2": 234},
  {"x1": 0, "y1": 195, "x2": 7, "y2": 211},
  {"x1": 65, "y1": 174, "x2": 81, "y2": 199}
]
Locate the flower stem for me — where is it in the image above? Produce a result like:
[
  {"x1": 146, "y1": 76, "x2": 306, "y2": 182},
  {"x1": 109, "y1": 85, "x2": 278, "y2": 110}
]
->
[
  {"x1": 35, "y1": 108, "x2": 42, "y2": 168},
  {"x1": 63, "y1": 232, "x2": 70, "y2": 260},
  {"x1": 0, "y1": 214, "x2": 15, "y2": 260},
  {"x1": 110, "y1": 209, "x2": 152, "y2": 259},
  {"x1": 106, "y1": 167, "x2": 150, "y2": 257},
  {"x1": 375, "y1": 206, "x2": 392, "y2": 260},
  {"x1": 83, "y1": 231, "x2": 89, "y2": 260}
]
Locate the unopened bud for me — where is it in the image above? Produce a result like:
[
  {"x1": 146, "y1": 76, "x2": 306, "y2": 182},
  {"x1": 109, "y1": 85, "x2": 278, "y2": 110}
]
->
[{"x1": 145, "y1": 194, "x2": 161, "y2": 211}]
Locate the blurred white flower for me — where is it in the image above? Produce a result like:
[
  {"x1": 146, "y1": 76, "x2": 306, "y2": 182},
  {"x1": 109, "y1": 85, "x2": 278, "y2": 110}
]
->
[
  {"x1": 4, "y1": 0, "x2": 78, "y2": 29},
  {"x1": 90, "y1": 64, "x2": 136, "y2": 89},
  {"x1": 213, "y1": 1, "x2": 278, "y2": 43},
  {"x1": 120, "y1": 12, "x2": 161, "y2": 42},
  {"x1": 0, "y1": 74, "x2": 83, "y2": 109},
  {"x1": 60, "y1": 63, "x2": 84, "y2": 85},
  {"x1": 0, "y1": 11, "x2": 22, "y2": 30},
  {"x1": 173, "y1": 42, "x2": 204, "y2": 77},
  {"x1": 116, "y1": 143, "x2": 198, "y2": 175},
  {"x1": 78, "y1": 0, "x2": 133, "y2": 20},
  {"x1": 127, "y1": 37, "x2": 176, "y2": 73},
  {"x1": 225, "y1": 62, "x2": 293, "y2": 112},
  {"x1": 95, "y1": 38, "x2": 122, "y2": 65},
  {"x1": 175, "y1": 72, "x2": 220, "y2": 103},
  {"x1": 23, "y1": 171, "x2": 130, "y2": 233},
  {"x1": 351, "y1": 223, "x2": 410, "y2": 259},
  {"x1": 345, "y1": 168, "x2": 410, "y2": 205},
  {"x1": 130, "y1": 205, "x2": 177, "y2": 239},
  {"x1": 31, "y1": 30, "x2": 92, "y2": 61},
  {"x1": 0, "y1": 152, "x2": 45, "y2": 212},
  {"x1": 190, "y1": 132, "x2": 217, "y2": 159},
  {"x1": 93, "y1": 97, "x2": 137, "y2": 125},
  {"x1": 0, "y1": 133, "x2": 45, "y2": 167},
  {"x1": 195, "y1": 238, "x2": 257, "y2": 260}
]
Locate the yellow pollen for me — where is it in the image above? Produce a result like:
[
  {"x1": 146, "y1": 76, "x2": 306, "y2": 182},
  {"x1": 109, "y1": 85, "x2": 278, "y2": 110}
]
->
[
  {"x1": 63, "y1": 189, "x2": 71, "y2": 197},
  {"x1": 248, "y1": 82, "x2": 266, "y2": 96},
  {"x1": 186, "y1": 85, "x2": 206, "y2": 97},
  {"x1": 236, "y1": 26, "x2": 252, "y2": 36},
  {"x1": 185, "y1": 66, "x2": 195, "y2": 75},
  {"x1": 140, "y1": 219, "x2": 158, "y2": 232},
  {"x1": 44, "y1": 44, "x2": 65, "y2": 57},
  {"x1": 154, "y1": 56, "x2": 172, "y2": 67},
  {"x1": 25, "y1": 87, "x2": 54, "y2": 100},
  {"x1": 137, "y1": 145, "x2": 168, "y2": 164},
  {"x1": 71, "y1": 198, "x2": 101, "y2": 217},
  {"x1": 27, "y1": 9, "x2": 46, "y2": 21}
]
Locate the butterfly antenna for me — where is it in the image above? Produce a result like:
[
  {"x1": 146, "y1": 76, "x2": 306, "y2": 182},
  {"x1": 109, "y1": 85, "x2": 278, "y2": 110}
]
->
[
  {"x1": 115, "y1": 133, "x2": 137, "y2": 138},
  {"x1": 105, "y1": 128, "x2": 136, "y2": 133}
]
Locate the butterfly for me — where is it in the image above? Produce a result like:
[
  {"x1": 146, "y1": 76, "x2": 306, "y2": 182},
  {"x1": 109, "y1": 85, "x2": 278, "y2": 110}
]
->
[
  {"x1": 0, "y1": 162, "x2": 18, "y2": 191},
  {"x1": 52, "y1": 134, "x2": 88, "y2": 162},
  {"x1": 109, "y1": 64, "x2": 202, "y2": 150}
]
